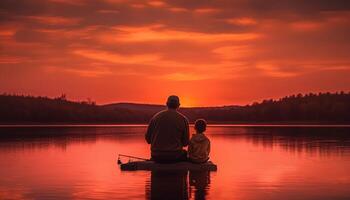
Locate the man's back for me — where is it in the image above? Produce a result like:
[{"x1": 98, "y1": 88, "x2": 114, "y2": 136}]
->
[{"x1": 145, "y1": 109, "x2": 189, "y2": 158}]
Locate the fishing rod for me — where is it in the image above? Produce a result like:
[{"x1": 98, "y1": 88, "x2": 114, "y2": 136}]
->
[{"x1": 117, "y1": 154, "x2": 149, "y2": 164}]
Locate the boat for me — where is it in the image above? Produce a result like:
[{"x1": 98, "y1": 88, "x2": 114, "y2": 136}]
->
[{"x1": 119, "y1": 160, "x2": 217, "y2": 171}]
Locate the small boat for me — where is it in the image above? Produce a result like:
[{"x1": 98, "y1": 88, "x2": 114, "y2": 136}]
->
[{"x1": 120, "y1": 160, "x2": 218, "y2": 171}]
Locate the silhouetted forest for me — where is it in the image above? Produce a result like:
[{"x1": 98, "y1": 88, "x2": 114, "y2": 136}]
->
[{"x1": 0, "y1": 92, "x2": 350, "y2": 124}]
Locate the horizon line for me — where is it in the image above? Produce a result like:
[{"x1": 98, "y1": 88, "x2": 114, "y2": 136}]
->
[{"x1": 1, "y1": 91, "x2": 350, "y2": 108}]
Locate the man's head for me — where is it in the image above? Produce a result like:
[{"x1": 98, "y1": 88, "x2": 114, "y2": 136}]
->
[
  {"x1": 166, "y1": 95, "x2": 180, "y2": 109},
  {"x1": 194, "y1": 119, "x2": 207, "y2": 133}
]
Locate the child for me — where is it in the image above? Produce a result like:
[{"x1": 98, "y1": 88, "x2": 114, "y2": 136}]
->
[{"x1": 188, "y1": 119, "x2": 210, "y2": 163}]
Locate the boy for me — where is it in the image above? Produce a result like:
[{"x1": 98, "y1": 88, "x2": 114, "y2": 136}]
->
[{"x1": 188, "y1": 119, "x2": 210, "y2": 163}]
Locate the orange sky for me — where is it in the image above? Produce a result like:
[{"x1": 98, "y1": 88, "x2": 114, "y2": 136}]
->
[{"x1": 0, "y1": 0, "x2": 350, "y2": 106}]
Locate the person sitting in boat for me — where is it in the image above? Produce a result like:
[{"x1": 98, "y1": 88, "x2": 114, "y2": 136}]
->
[
  {"x1": 188, "y1": 119, "x2": 210, "y2": 163},
  {"x1": 145, "y1": 95, "x2": 190, "y2": 163}
]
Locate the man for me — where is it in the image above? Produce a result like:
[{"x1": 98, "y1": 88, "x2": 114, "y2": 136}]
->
[{"x1": 145, "y1": 95, "x2": 190, "y2": 163}]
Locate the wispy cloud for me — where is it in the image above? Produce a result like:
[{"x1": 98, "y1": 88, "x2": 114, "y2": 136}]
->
[
  {"x1": 256, "y1": 64, "x2": 299, "y2": 78},
  {"x1": 147, "y1": 1, "x2": 167, "y2": 7},
  {"x1": 160, "y1": 73, "x2": 211, "y2": 81},
  {"x1": 49, "y1": 0, "x2": 86, "y2": 5},
  {"x1": 45, "y1": 66, "x2": 113, "y2": 77},
  {"x1": 99, "y1": 25, "x2": 260, "y2": 43},
  {"x1": 227, "y1": 18, "x2": 258, "y2": 26},
  {"x1": 65, "y1": 68, "x2": 113, "y2": 77},
  {"x1": 28, "y1": 16, "x2": 82, "y2": 26},
  {"x1": 289, "y1": 21, "x2": 323, "y2": 31},
  {"x1": 72, "y1": 49, "x2": 161, "y2": 65},
  {"x1": 213, "y1": 45, "x2": 255, "y2": 60},
  {"x1": 0, "y1": 56, "x2": 28, "y2": 64},
  {"x1": 194, "y1": 8, "x2": 220, "y2": 14},
  {"x1": 168, "y1": 7, "x2": 188, "y2": 12}
]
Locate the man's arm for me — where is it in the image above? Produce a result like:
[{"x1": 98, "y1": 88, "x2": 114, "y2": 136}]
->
[
  {"x1": 188, "y1": 140, "x2": 193, "y2": 154},
  {"x1": 207, "y1": 140, "x2": 211, "y2": 154},
  {"x1": 181, "y1": 118, "x2": 190, "y2": 146},
  {"x1": 145, "y1": 118, "x2": 154, "y2": 144}
]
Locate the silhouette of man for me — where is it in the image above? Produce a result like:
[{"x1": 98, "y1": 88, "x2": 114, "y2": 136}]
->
[{"x1": 145, "y1": 95, "x2": 190, "y2": 163}]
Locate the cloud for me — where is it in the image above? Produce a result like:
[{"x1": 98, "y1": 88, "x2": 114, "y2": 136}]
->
[
  {"x1": 96, "y1": 10, "x2": 120, "y2": 14},
  {"x1": 256, "y1": 63, "x2": 299, "y2": 78},
  {"x1": 194, "y1": 8, "x2": 220, "y2": 14},
  {"x1": 64, "y1": 68, "x2": 112, "y2": 77},
  {"x1": 289, "y1": 21, "x2": 323, "y2": 31},
  {"x1": 160, "y1": 73, "x2": 211, "y2": 81},
  {"x1": 0, "y1": 30, "x2": 16, "y2": 37},
  {"x1": 147, "y1": 1, "x2": 167, "y2": 7},
  {"x1": 226, "y1": 18, "x2": 258, "y2": 26},
  {"x1": 321, "y1": 65, "x2": 350, "y2": 71},
  {"x1": 213, "y1": 45, "x2": 256, "y2": 60},
  {"x1": 156, "y1": 63, "x2": 244, "y2": 81},
  {"x1": 72, "y1": 49, "x2": 161, "y2": 65},
  {"x1": 45, "y1": 66, "x2": 113, "y2": 77},
  {"x1": 49, "y1": 0, "x2": 86, "y2": 6},
  {"x1": 72, "y1": 48, "x2": 224, "y2": 69},
  {"x1": 28, "y1": 16, "x2": 82, "y2": 25},
  {"x1": 0, "y1": 56, "x2": 28, "y2": 64},
  {"x1": 168, "y1": 7, "x2": 188, "y2": 12},
  {"x1": 99, "y1": 25, "x2": 260, "y2": 43}
]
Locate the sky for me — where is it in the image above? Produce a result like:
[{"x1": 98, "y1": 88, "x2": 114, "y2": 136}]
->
[{"x1": 0, "y1": 0, "x2": 350, "y2": 106}]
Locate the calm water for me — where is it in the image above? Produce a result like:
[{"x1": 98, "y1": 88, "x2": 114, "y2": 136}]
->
[{"x1": 1, "y1": 125, "x2": 350, "y2": 200}]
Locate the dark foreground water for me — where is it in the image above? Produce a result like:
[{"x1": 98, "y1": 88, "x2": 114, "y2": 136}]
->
[{"x1": 1, "y1": 125, "x2": 350, "y2": 200}]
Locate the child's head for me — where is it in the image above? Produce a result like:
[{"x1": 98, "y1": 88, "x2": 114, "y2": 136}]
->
[{"x1": 194, "y1": 119, "x2": 207, "y2": 133}]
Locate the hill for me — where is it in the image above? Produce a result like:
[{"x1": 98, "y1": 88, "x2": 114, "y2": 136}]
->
[
  {"x1": 0, "y1": 92, "x2": 350, "y2": 124},
  {"x1": 103, "y1": 103, "x2": 165, "y2": 113}
]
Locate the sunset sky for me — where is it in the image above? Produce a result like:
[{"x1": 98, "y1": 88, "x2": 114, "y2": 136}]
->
[{"x1": 0, "y1": 0, "x2": 350, "y2": 106}]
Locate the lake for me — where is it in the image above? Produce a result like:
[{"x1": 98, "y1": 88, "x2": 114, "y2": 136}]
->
[{"x1": 1, "y1": 125, "x2": 350, "y2": 200}]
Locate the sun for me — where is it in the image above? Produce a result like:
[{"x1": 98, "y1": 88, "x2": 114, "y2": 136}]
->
[{"x1": 180, "y1": 96, "x2": 197, "y2": 107}]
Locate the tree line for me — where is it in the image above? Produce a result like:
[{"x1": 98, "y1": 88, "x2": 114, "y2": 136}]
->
[
  {"x1": 181, "y1": 92, "x2": 350, "y2": 123},
  {"x1": 0, "y1": 92, "x2": 349, "y2": 124}
]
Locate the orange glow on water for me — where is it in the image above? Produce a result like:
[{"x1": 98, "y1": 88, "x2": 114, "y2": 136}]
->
[{"x1": 1, "y1": 126, "x2": 350, "y2": 199}]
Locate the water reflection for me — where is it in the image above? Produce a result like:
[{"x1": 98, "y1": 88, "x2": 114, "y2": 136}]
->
[
  {"x1": 210, "y1": 127, "x2": 350, "y2": 156},
  {"x1": 148, "y1": 170, "x2": 189, "y2": 200},
  {"x1": 189, "y1": 171, "x2": 210, "y2": 200},
  {"x1": 146, "y1": 170, "x2": 211, "y2": 200},
  {"x1": 0, "y1": 126, "x2": 146, "y2": 151},
  {"x1": 1, "y1": 126, "x2": 350, "y2": 200},
  {"x1": 1, "y1": 126, "x2": 349, "y2": 156}
]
